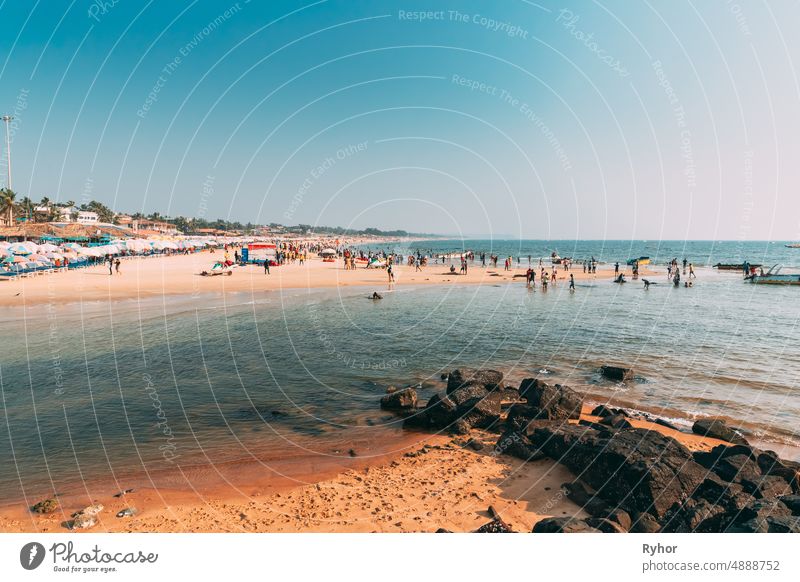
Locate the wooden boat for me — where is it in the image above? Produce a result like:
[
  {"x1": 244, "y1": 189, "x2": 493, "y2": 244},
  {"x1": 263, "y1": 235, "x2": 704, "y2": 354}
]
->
[
  {"x1": 626, "y1": 256, "x2": 650, "y2": 266},
  {"x1": 714, "y1": 262, "x2": 761, "y2": 271},
  {"x1": 786, "y1": 244, "x2": 800, "y2": 248},
  {"x1": 747, "y1": 265, "x2": 800, "y2": 285}
]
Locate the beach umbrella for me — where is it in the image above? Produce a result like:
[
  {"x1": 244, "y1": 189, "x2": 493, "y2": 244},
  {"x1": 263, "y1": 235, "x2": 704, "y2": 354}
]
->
[
  {"x1": 28, "y1": 254, "x2": 48, "y2": 262},
  {"x1": 7, "y1": 242, "x2": 36, "y2": 255},
  {"x1": 37, "y1": 243, "x2": 60, "y2": 252},
  {"x1": 45, "y1": 252, "x2": 64, "y2": 260},
  {"x1": 320, "y1": 248, "x2": 336, "y2": 255}
]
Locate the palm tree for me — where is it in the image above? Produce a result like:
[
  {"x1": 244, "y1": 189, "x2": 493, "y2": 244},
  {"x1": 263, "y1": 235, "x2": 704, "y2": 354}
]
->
[
  {"x1": 19, "y1": 196, "x2": 34, "y2": 222},
  {"x1": 0, "y1": 188, "x2": 16, "y2": 226}
]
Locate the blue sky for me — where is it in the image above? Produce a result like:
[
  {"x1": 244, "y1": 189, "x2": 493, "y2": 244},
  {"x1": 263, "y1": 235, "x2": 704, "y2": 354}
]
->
[{"x1": 1, "y1": 0, "x2": 798, "y2": 239}]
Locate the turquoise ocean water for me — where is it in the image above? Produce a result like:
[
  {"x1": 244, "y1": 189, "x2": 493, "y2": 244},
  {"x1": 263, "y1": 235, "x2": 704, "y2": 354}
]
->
[{"x1": 1, "y1": 240, "x2": 799, "y2": 503}]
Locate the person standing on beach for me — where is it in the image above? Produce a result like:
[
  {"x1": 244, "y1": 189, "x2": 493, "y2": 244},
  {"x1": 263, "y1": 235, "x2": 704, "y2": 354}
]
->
[
  {"x1": 689, "y1": 263, "x2": 696, "y2": 278},
  {"x1": 387, "y1": 264, "x2": 394, "y2": 283},
  {"x1": 264, "y1": 258, "x2": 270, "y2": 275},
  {"x1": 114, "y1": 258, "x2": 121, "y2": 275},
  {"x1": 583, "y1": 261, "x2": 587, "y2": 273},
  {"x1": 614, "y1": 262, "x2": 620, "y2": 276},
  {"x1": 525, "y1": 267, "x2": 533, "y2": 287},
  {"x1": 108, "y1": 256, "x2": 113, "y2": 275},
  {"x1": 569, "y1": 273, "x2": 575, "y2": 292}
]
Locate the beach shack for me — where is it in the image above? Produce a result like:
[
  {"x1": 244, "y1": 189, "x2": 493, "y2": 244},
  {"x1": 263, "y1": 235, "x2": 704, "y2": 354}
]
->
[{"x1": 242, "y1": 242, "x2": 278, "y2": 266}]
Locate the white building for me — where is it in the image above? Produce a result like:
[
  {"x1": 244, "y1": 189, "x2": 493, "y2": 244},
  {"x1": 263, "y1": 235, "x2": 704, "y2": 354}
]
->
[{"x1": 76, "y1": 211, "x2": 99, "y2": 225}]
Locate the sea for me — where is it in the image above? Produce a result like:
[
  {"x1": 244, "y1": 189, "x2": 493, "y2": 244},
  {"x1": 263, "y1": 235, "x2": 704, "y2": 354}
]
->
[{"x1": 1, "y1": 239, "x2": 799, "y2": 504}]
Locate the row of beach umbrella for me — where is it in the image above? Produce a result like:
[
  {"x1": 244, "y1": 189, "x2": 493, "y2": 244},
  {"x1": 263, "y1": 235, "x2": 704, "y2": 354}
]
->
[{"x1": 0, "y1": 238, "x2": 220, "y2": 271}]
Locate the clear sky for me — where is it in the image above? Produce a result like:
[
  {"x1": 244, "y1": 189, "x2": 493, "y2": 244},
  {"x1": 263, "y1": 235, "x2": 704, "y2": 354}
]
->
[{"x1": 0, "y1": 0, "x2": 798, "y2": 239}]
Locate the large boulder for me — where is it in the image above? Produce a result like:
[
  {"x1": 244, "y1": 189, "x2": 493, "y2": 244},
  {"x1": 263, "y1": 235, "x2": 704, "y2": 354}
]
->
[
  {"x1": 600, "y1": 365, "x2": 634, "y2": 382},
  {"x1": 757, "y1": 450, "x2": 800, "y2": 492},
  {"x1": 446, "y1": 368, "x2": 504, "y2": 394},
  {"x1": 692, "y1": 418, "x2": 748, "y2": 445},
  {"x1": 779, "y1": 495, "x2": 800, "y2": 515},
  {"x1": 380, "y1": 387, "x2": 417, "y2": 411},
  {"x1": 517, "y1": 379, "x2": 583, "y2": 420},
  {"x1": 403, "y1": 386, "x2": 501, "y2": 432},
  {"x1": 402, "y1": 393, "x2": 456, "y2": 429},
  {"x1": 529, "y1": 424, "x2": 706, "y2": 519},
  {"x1": 562, "y1": 481, "x2": 630, "y2": 528},
  {"x1": 451, "y1": 387, "x2": 502, "y2": 430},
  {"x1": 532, "y1": 517, "x2": 600, "y2": 533},
  {"x1": 494, "y1": 429, "x2": 545, "y2": 461},
  {"x1": 660, "y1": 498, "x2": 727, "y2": 532}
]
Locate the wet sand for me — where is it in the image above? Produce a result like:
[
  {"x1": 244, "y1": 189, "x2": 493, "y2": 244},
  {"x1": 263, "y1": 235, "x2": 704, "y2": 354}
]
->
[
  {"x1": 0, "y1": 251, "x2": 654, "y2": 309},
  {"x1": 0, "y1": 406, "x2": 729, "y2": 533}
]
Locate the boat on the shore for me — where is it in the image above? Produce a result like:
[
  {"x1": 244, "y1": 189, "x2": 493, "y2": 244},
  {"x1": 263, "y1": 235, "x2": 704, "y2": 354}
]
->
[
  {"x1": 746, "y1": 264, "x2": 800, "y2": 285},
  {"x1": 714, "y1": 262, "x2": 761, "y2": 271},
  {"x1": 786, "y1": 243, "x2": 800, "y2": 248},
  {"x1": 626, "y1": 256, "x2": 650, "y2": 266}
]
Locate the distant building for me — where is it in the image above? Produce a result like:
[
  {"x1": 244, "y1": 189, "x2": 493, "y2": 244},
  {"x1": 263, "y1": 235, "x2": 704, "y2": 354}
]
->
[
  {"x1": 115, "y1": 214, "x2": 133, "y2": 226},
  {"x1": 56, "y1": 207, "x2": 78, "y2": 222},
  {"x1": 76, "y1": 211, "x2": 99, "y2": 225},
  {"x1": 132, "y1": 219, "x2": 180, "y2": 235}
]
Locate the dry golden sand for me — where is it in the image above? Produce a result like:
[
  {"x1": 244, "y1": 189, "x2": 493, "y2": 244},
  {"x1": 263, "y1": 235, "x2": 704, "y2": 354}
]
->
[
  {"x1": 0, "y1": 410, "x2": 728, "y2": 533},
  {"x1": 0, "y1": 251, "x2": 656, "y2": 308}
]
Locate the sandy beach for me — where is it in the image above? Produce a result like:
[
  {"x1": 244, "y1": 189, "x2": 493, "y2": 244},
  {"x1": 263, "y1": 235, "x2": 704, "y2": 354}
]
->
[
  {"x1": 0, "y1": 404, "x2": 730, "y2": 533},
  {"x1": 0, "y1": 250, "x2": 655, "y2": 309}
]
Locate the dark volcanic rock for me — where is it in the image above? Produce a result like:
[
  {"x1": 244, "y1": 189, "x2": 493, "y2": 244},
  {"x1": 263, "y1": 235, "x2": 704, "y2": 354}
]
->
[
  {"x1": 380, "y1": 387, "x2": 418, "y2": 411},
  {"x1": 495, "y1": 429, "x2": 545, "y2": 461},
  {"x1": 562, "y1": 481, "x2": 617, "y2": 520},
  {"x1": 600, "y1": 365, "x2": 634, "y2": 382},
  {"x1": 600, "y1": 413, "x2": 633, "y2": 430},
  {"x1": 742, "y1": 475, "x2": 794, "y2": 499},
  {"x1": 31, "y1": 498, "x2": 58, "y2": 514},
  {"x1": 661, "y1": 499, "x2": 727, "y2": 533},
  {"x1": 532, "y1": 517, "x2": 600, "y2": 533},
  {"x1": 693, "y1": 476, "x2": 752, "y2": 512},
  {"x1": 449, "y1": 384, "x2": 489, "y2": 407},
  {"x1": 653, "y1": 417, "x2": 682, "y2": 431},
  {"x1": 446, "y1": 368, "x2": 504, "y2": 394},
  {"x1": 585, "y1": 517, "x2": 626, "y2": 533},
  {"x1": 403, "y1": 393, "x2": 456, "y2": 429},
  {"x1": 757, "y1": 451, "x2": 800, "y2": 492},
  {"x1": 518, "y1": 379, "x2": 582, "y2": 420},
  {"x1": 631, "y1": 512, "x2": 661, "y2": 533},
  {"x1": 692, "y1": 418, "x2": 748, "y2": 445},
  {"x1": 734, "y1": 499, "x2": 792, "y2": 522},
  {"x1": 765, "y1": 515, "x2": 800, "y2": 533},
  {"x1": 473, "y1": 517, "x2": 513, "y2": 533},
  {"x1": 529, "y1": 424, "x2": 706, "y2": 519},
  {"x1": 591, "y1": 404, "x2": 615, "y2": 418},
  {"x1": 709, "y1": 454, "x2": 761, "y2": 484},
  {"x1": 779, "y1": 495, "x2": 800, "y2": 516}
]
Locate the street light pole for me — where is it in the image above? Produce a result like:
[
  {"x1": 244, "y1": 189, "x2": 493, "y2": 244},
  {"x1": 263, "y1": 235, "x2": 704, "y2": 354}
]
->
[{"x1": 2, "y1": 115, "x2": 13, "y2": 191}]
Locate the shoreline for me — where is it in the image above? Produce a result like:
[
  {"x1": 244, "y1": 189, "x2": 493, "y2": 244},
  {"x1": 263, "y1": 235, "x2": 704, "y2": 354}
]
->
[
  {"x1": 3, "y1": 389, "x2": 793, "y2": 533},
  {"x1": 0, "y1": 251, "x2": 659, "y2": 310}
]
